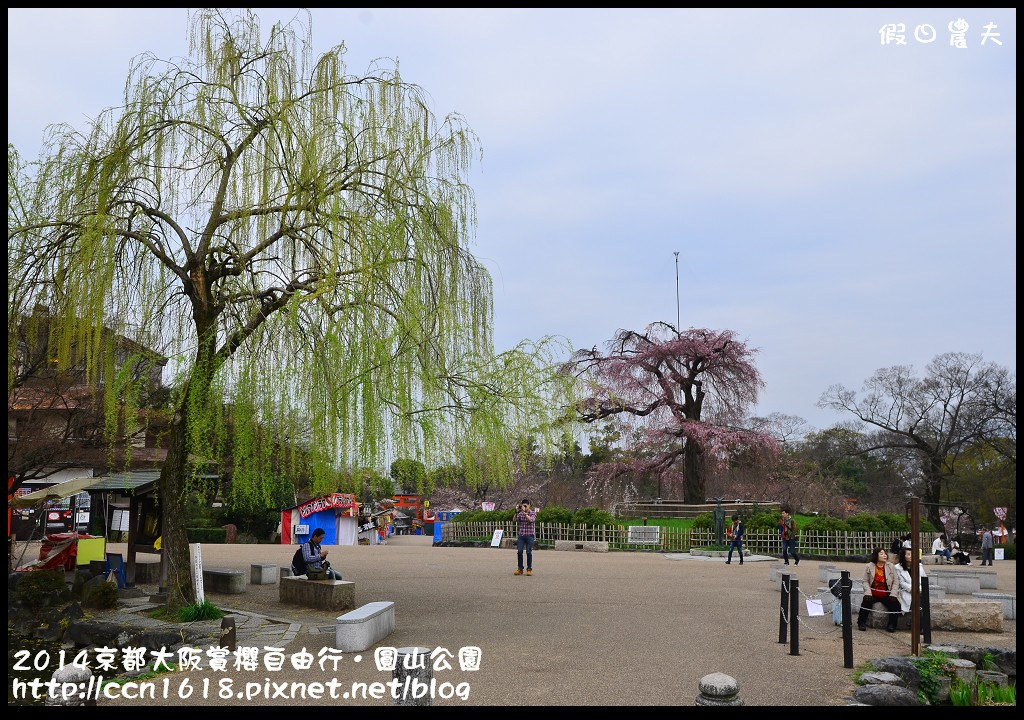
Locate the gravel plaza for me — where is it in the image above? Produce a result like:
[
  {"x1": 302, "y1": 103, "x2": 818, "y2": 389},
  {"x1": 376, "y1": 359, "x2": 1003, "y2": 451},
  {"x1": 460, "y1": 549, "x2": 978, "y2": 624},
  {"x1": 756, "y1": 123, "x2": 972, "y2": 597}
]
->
[{"x1": 67, "y1": 536, "x2": 1017, "y2": 706}]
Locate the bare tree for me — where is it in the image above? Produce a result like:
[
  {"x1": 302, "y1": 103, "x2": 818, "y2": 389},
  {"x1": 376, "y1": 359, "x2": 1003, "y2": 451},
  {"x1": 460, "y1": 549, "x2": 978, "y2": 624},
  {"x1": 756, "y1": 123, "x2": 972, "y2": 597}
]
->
[{"x1": 819, "y1": 352, "x2": 1012, "y2": 527}]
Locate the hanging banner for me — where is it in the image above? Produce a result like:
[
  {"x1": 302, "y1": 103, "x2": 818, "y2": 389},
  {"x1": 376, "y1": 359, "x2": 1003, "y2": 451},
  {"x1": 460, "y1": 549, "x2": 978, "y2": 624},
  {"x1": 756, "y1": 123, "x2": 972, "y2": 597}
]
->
[{"x1": 993, "y1": 507, "x2": 1007, "y2": 521}]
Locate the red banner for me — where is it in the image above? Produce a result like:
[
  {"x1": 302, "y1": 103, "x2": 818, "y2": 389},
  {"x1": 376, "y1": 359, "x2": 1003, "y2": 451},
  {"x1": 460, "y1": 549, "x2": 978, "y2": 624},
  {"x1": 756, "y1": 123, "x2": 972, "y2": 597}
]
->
[{"x1": 298, "y1": 493, "x2": 357, "y2": 519}]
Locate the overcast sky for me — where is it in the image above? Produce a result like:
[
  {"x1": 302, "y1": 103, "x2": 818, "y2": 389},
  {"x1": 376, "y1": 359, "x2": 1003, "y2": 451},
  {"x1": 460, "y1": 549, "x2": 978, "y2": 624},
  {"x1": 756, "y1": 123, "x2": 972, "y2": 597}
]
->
[{"x1": 8, "y1": 8, "x2": 1017, "y2": 432}]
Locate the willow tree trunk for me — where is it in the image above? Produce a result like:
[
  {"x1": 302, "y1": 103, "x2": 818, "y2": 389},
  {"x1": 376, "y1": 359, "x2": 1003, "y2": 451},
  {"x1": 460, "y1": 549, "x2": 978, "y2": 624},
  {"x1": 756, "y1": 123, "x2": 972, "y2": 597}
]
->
[
  {"x1": 160, "y1": 412, "x2": 194, "y2": 610},
  {"x1": 159, "y1": 309, "x2": 219, "y2": 611}
]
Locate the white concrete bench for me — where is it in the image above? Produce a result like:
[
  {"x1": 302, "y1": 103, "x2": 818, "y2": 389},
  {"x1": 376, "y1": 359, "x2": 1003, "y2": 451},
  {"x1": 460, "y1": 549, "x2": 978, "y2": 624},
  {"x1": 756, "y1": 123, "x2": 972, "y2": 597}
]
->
[
  {"x1": 203, "y1": 568, "x2": 246, "y2": 594},
  {"x1": 930, "y1": 568, "x2": 997, "y2": 589},
  {"x1": 250, "y1": 563, "x2": 277, "y2": 585},
  {"x1": 927, "y1": 573, "x2": 982, "y2": 595},
  {"x1": 335, "y1": 601, "x2": 396, "y2": 652}
]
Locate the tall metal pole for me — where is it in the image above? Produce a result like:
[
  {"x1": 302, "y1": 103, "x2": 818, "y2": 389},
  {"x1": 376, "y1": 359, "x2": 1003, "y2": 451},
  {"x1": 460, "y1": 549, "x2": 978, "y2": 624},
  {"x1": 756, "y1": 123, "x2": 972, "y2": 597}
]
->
[{"x1": 673, "y1": 251, "x2": 680, "y2": 331}]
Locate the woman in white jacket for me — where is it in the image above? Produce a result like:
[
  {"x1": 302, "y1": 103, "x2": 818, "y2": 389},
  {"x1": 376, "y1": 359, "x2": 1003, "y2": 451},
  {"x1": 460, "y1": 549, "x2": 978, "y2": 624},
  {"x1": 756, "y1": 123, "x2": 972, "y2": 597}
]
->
[{"x1": 896, "y1": 547, "x2": 927, "y2": 613}]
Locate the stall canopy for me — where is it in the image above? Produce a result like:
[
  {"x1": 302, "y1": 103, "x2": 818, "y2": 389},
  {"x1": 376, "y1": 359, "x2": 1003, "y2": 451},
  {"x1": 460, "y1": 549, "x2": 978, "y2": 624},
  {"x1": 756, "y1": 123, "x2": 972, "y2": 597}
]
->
[{"x1": 12, "y1": 476, "x2": 102, "y2": 507}]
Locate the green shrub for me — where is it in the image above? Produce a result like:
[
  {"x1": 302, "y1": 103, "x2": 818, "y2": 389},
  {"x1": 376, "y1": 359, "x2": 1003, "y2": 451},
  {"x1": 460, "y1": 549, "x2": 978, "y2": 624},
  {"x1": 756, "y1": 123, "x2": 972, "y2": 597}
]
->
[
  {"x1": 178, "y1": 600, "x2": 224, "y2": 622},
  {"x1": 537, "y1": 506, "x2": 574, "y2": 524},
  {"x1": 1003, "y1": 543, "x2": 1016, "y2": 560},
  {"x1": 846, "y1": 513, "x2": 887, "y2": 532},
  {"x1": 82, "y1": 580, "x2": 119, "y2": 609},
  {"x1": 745, "y1": 510, "x2": 782, "y2": 532},
  {"x1": 449, "y1": 509, "x2": 515, "y2": 523},
  {"x1": 803, "y1": 516, "x2": 850, "y2": 532},
  {"x1": 13, "y1": 570, "x2": 68, "y2": 606},
  {"x1": 185, "y1": 527, "x2": 227, "y2": 543},
  {"x1": 919, "y1": 518, "x2": 937, "y2": 532},
  {"x1": 691, "y1": 512, "x2": 714, "y2": 530},
  {"x1": 876, "y1": 513, "x2": 910, "y2": 532},
  {"x1": 571, "y1": 507, "x2": 618, "y2": 527}
]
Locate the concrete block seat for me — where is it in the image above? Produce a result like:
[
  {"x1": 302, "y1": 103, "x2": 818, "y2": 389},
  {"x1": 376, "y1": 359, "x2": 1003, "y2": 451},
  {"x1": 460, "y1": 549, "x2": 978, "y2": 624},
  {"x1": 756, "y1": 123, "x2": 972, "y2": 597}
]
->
[
  {"x1": 280, "y1": 575, "x2": 355, "y2": 612},
  {"x1": 335, "y1": 601, "x2": 396, "y2": 652},
  {"x1": 250, "y1": 563, "x2": 277, "y2": 585},
  {"x1": 202, "y1": 568, "x2": 246, "y2": 594},
  {"x1": 554, "y1": 540, "x2": 608, "y2": 552},
  {"x1": 970, "y1": 592, "x2": 1016, "y2": 620},
  {"x1": 930, "y1": 568, "x2": 998, "y2": 589}
]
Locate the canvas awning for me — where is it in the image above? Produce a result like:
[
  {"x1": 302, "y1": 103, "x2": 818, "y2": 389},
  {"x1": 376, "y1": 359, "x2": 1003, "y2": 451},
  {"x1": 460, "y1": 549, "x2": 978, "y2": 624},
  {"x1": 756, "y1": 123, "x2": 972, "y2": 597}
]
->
[{"x1": 12, "y1": 476, "x2": 103, "y2": 508}]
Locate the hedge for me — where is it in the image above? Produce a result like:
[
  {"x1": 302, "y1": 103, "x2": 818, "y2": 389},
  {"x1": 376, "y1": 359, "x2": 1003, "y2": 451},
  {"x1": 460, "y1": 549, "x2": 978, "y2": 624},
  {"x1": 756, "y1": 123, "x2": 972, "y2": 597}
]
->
[{"x1": 186, "y1": 527, "x2": 227, "y2": 543}]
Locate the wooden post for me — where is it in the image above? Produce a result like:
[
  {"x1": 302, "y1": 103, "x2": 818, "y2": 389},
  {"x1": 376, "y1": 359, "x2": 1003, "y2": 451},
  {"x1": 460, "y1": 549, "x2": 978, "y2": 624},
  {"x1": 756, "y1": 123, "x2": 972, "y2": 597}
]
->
[
  {"x1": 910, "y1": 496, "x2": 920, "y2": 656},
  {"x1": 126, "y1": 493, "x2": 139, "y2": 586}
]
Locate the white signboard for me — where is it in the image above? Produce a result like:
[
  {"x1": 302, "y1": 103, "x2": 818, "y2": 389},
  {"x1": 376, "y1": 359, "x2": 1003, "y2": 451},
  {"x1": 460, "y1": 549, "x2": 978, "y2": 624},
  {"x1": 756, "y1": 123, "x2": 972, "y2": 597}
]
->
[
  {"x1": 490, "y1": 529, "x2": 504, "y2": 547},
  {"x1": 194, "y1": 543, "x2": 205, "y2": 604},
  {"x1": 111, "y1": 509, "x2": 130, "y2": 532},
  {"x1": 994, "y1": 548, "x2": 1005, "y2": 561},
  {"x1": 628, "y1": 525, "x2": 661, "y2": 545},
  {"x1": 805, "y1": 598, "x2": 825, "y2": 617},
  {"x1": 481, "y1": 502, "x2": 495, "y2": 511}
]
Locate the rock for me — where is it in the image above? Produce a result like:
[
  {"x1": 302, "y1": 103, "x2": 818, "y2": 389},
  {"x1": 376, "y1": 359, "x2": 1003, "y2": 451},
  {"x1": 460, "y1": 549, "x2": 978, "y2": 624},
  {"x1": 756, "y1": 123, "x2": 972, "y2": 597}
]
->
[
  {"x1": 976, "y1": 670, "x2": 1008, "y2": 687},
  {"x1": 870, "y1": 657, "x2": 921, "y2": 689},
  {"x1": 859, "y1": 671, "x2": 903, "y2": 685},
  {"x1": 853, "y1": 684, "x2": 921, "y2": 706}
]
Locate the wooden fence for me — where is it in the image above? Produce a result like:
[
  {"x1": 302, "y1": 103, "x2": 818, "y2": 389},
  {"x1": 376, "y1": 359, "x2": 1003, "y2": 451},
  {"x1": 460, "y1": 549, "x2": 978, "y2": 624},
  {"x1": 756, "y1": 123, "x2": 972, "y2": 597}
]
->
[{"x1": 442, "y1": 522, "x2": 938, "y2": 557}]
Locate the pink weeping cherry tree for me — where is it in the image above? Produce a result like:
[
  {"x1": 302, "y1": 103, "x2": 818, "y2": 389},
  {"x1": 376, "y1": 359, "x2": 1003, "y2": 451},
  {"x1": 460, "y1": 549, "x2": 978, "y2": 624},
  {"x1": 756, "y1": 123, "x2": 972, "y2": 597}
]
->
[{"x1": 567, "y1": 322, "x2": 779, "y2": 503}]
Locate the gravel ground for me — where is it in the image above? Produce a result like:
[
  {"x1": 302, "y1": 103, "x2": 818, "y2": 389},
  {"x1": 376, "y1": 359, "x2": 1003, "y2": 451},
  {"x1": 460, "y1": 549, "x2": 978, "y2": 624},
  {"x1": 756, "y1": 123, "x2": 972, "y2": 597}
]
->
[{"x1": 22, "y1": 538, "x2": 1016, "y2": 706}]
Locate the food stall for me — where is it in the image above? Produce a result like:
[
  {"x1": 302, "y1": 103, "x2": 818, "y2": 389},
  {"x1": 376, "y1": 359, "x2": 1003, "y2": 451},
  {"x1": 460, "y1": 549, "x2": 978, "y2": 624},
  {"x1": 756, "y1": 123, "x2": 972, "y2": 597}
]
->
[{"x1": 281, "y1": 493, "x2": 359, "y2": 546}]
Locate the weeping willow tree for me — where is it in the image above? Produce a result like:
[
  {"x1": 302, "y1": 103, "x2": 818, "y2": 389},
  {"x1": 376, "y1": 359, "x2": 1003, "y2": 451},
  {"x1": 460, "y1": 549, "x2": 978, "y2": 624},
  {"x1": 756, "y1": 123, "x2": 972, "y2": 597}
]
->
[{"x1": 8, "y1": 9, "x2": 571, "y2": 609}]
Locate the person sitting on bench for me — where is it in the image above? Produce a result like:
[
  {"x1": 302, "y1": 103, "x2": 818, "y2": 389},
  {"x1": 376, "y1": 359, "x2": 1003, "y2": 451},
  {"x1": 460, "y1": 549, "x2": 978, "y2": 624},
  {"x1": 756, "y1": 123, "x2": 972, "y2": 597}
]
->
[{"x1": 292, "y1": 528, "x2": 342, "y2": 579}]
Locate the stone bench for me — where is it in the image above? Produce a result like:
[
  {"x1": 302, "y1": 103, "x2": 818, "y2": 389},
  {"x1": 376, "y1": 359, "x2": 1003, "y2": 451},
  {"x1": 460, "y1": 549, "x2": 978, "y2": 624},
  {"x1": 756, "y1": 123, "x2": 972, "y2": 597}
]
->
[
  {"x1": 554, "y1": 540, "x2": 608, "y2": 553},
  {"x1": 920, "y1": 555, "x2": 946, "y2": 565},
  {"x1": 818, "y1": 565, "x2": 837, "y2": 582},
  {"x1": 280, "y1": 576, "x2": 355, "y2": 612},
  {"x1": 280, "y1": 566, "x2": 292, "y2": 580},
  {"x1": 250, "y1": 563, "x2": 277, "y2": 585},
  {"x1": 335, "y1": 601, "x2": 396, "y2": 652},
  {"x1": 202, "y1": 568, "x2": 246, "y2": 594},
  {"x1": 931, "y1": 568, "x2": 997, "y2": 589},
  {"x1": 927, "y1": 574, "x2": 981, "y2": 595},
  {"x1": 930, "y1": 600, "x2": 1003, "y2": 632},
  {"x1": 970, "y1": 592, "x2": 1016, "y2": 619}
]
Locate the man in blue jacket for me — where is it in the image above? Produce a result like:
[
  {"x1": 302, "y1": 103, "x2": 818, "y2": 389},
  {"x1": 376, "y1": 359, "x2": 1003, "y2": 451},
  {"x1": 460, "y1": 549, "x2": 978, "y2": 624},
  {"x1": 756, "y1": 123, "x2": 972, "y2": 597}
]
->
[{"x1": 725, "y1": 513, "x2": 744, "y2": 565}]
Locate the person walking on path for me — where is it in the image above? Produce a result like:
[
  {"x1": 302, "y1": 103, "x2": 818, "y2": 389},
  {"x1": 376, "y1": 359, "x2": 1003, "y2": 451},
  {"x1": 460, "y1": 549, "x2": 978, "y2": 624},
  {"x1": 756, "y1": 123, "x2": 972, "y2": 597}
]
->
[
  {"x1": 725, "y1": 514, "x2": 744, "y2": 565},
  {"x1": 779, "y1": 505, "x2": 799, "y2": 566},
  {"x1": 514, "y1": 499, "x2": 538, "y2": 576},
  {"x1": 857, "y1": 547, "x2": 901, "y2": 633},
  {"x1": 981, "y1": 527, "x2": 995, "y2": 566}
]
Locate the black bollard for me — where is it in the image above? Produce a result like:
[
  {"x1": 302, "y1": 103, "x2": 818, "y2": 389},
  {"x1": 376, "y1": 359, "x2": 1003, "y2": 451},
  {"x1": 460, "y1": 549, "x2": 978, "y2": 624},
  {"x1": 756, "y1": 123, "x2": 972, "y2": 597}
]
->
[
  {"x1": 789, "y1": 577, "x2": 800, "y2": 656},
  {"x1": 921, "y1": 576, "x2": 933, "y2": 644},
  {"x1": 778, "y1": 573, "x2": 790, "y2": 644},
  {"x1": 841, "y1": 570, "x2": 853, "y2": 669}
]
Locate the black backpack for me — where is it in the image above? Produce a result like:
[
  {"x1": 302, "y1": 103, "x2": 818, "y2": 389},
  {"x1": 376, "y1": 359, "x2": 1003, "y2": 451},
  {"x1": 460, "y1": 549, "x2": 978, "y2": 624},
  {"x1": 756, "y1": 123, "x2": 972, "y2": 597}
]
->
[
  {"x1": 291, "y1": 544, "x2": 307, "y2": 576},
  {"x1": 890, "y1": 538, "x2": 902, "y2": 557}
]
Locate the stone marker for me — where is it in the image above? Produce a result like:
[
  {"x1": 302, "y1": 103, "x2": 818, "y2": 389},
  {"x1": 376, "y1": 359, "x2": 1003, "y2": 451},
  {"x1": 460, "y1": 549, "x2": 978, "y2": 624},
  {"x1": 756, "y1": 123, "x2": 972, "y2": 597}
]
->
[
  {"x1": 45, "y1": 665, "x2": 96, "y2": 706},
  {"x1": 695, "y1": 672, "x2": 742, "y2": 706},
  {"x1": 393, "y1": 647, "x2": 433, "y2": 706}
]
